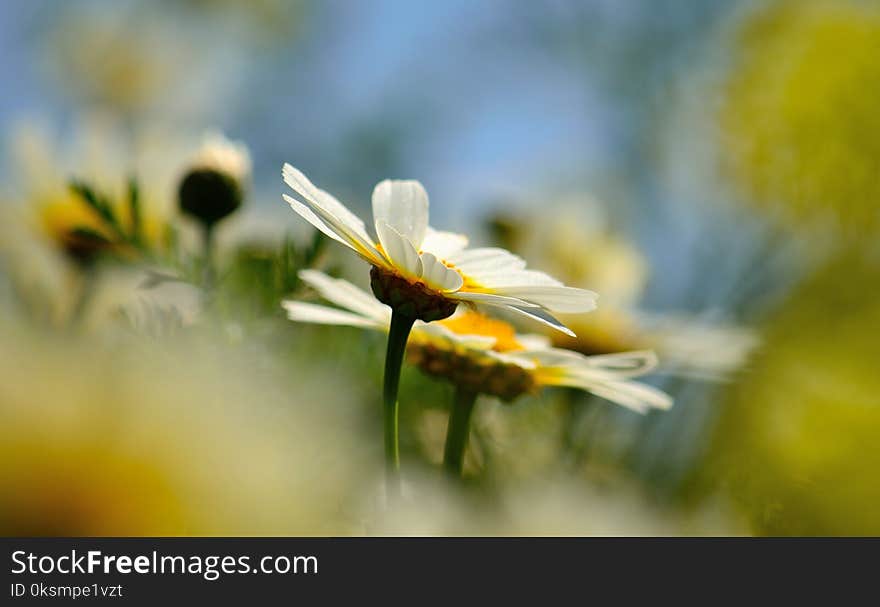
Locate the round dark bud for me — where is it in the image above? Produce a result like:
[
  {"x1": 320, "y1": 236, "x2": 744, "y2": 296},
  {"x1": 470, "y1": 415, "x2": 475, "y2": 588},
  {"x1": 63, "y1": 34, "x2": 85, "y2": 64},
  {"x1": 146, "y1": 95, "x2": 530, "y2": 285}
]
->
[
  {"x1": 178, "y1": 168, "x2": 242, "y2": 227},
  {"x1": 370, "y1": 265, "x2": 458, "y2": 322}
]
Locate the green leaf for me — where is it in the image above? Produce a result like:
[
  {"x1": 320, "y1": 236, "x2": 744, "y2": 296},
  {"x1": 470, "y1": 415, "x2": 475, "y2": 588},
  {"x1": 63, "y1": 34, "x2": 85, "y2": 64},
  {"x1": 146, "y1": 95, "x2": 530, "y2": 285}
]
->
[
  {"x1": 127, "y1": 176, "x2": 142, "y2": 245},
  {"x1": 69, "y1": 227, "x2": 112, "y2": 246},
  {"x1": 68, "y1": 179, "x2": 127, "y2": 241}
]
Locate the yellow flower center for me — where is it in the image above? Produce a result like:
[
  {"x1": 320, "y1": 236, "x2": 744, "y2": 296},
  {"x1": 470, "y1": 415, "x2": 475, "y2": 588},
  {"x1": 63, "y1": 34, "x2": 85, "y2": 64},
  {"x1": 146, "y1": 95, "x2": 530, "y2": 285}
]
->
[{"x1": 439, "y1": 311, "x2": 524, "y2": 353}]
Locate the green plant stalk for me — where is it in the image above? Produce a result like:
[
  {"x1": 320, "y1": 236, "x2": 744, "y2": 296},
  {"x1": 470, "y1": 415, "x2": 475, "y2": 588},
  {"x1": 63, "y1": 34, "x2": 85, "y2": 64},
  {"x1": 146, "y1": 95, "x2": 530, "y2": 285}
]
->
[
  {"x1": 202, "y1": 223, "x2": 216, "y2": 291},
  {"x1": 443, "y1": 385, "x2": 479, "y2": 477},
  {"x1": 383, "y1": 311, "x2": 415, "y2": 496}
]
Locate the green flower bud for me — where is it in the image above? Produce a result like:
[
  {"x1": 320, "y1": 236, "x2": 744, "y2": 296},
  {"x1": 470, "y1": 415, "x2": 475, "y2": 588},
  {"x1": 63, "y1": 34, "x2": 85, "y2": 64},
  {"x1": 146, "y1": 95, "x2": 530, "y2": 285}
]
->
[
  {"x1": 179, "y1": 168, "x2": 243, "y2": 226},
  {"x1": 177, "y1": 133, "x2": 251, "y2": 228}
]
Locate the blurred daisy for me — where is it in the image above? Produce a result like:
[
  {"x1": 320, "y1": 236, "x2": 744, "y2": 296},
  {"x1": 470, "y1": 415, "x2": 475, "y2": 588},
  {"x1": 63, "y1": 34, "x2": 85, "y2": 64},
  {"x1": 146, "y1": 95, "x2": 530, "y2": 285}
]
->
[
  {"x1": 282, "y1": 164, "x2": 598, "y2": 485},
  {"x1": 491, "y1": 200, "x2": 757, "y2": 380},
  {"x1": 8, "y1": 118, "x2": 177, "y2": 265},
  {"x1": 284, "y1": 270, "x2": 670, "y2": 475}
]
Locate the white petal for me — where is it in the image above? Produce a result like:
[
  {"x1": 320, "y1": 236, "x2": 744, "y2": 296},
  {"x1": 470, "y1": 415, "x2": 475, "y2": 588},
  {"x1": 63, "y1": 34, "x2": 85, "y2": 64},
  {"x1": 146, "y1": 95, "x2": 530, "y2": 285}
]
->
[
  {"x1": 452, "y1": 291, "x2": 539, "y2": 308},
  {"x1": 517, "y1": 333, "x2": 553, "y2": 351},
  {"x1": 488, "y1": 286, "x2": 598, "y2": 313},
  {"x1": 282, "y1": 164, "x2": 385, "y2": 265},
  {"x1": 540, "y1": 367, "x2": 671, "y2": 413},
  {"x1": 446, "y1": 248, "x2": 527, "y2": 276},
  {"x1": 485, "y1": 350, "x2": 538, "y2": 370},
  {"x1": 633, "y1": 311, "x2": 760, "y2": 380},
  {"x1": 521, "y1": 348, "x2": 590, "y2": 368},
  {"x1": 372, "y1": 179, "x2": 429, "y2": 249},
  {"x1": 298, "y1": 270, "x2": 390, "y2": 322},
  {"x1": 420, "y1": 252, "x2": 464, "y2": 292},
  {"x1": 421, "y1": 227, "x2": 468, "y2": 259},
  {"x1": 375, "y1": 221, "x2": 423, "y2": 279},
  {"x1": 584, "y1": 350, "x2": 659, "y2": 377},
  {"x1": 476, "y1": 269, "x2": 562, "y2": 287},
  {"x1": 283, "y1": 164, "x2": 369, "y2": 238},
  {"x1": 282, "y1": 301, "x2": 381, "y2": 329},
  {"x1": 583, "y1": 380, "x2": 673, "y2": 413},
  {"x1": 501, "y1": 304, "x2": 576, "y2": 337},
  {"x1": 283, "y1": 194, "x2": 352, "y2": 249},
  {"x1": 530, "y1": 348, "x2": 658, "y2": 379},
  {"x1": 416, "y1": 323, "x2": 496, "y2": 350}
]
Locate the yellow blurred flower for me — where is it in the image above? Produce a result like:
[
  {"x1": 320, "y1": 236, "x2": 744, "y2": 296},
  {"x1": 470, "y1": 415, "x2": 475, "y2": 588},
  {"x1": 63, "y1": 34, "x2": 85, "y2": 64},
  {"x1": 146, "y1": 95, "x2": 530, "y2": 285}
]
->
[
  {"x1": 8, "y1": 118, "x2": 175, "y2": 265},
  {"x1": 720, "y1": 0, "x2": 880, "y2": 235}
]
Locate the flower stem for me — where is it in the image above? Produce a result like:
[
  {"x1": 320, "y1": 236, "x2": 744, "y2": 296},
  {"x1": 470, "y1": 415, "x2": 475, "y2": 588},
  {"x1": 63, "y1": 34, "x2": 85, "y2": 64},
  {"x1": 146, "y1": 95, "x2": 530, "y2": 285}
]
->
[
  {"x1": 443, "y1": 385, "x2": 479, "y2": 477},
  {"x1": 202, "y1": 222, "x2": 216, "y2": 291},
  {"x1": 383, "y1": 311, "x2": 415, "y2": 496}
]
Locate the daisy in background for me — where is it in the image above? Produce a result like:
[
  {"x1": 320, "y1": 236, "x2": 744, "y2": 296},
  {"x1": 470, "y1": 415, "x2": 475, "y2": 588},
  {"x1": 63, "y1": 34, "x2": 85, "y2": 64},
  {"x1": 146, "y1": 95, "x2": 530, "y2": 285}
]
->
[
  {"x1": 1, "y1": 117, "x2": 181, "y2": 326},
  {"x1": 283, "y1": 270, "x2": 671, "y2": 477},
  {"x1": 489, "y1": 198, "x2": 758, "y2": 380},
  {"x1": 281, "y1": 164, "x2": 598, "y2": 489}
]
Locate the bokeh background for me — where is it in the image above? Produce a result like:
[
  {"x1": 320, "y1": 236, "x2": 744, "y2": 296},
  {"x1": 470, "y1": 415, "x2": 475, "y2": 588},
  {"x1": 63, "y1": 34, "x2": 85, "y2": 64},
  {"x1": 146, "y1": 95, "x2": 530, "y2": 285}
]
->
[{"x1": 1, "y1": 0, "x2": 878, "y2": 535}]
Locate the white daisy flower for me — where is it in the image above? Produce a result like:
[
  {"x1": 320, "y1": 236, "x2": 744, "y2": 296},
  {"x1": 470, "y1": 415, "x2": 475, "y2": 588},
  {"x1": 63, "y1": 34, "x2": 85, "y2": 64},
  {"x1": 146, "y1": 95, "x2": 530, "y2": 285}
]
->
[
  {"x1": 281, "y1": 164, "x2": 596, "y2": 334},
  {"x1": 284, "y1": 270, "x2": 671, "y2": 414}
]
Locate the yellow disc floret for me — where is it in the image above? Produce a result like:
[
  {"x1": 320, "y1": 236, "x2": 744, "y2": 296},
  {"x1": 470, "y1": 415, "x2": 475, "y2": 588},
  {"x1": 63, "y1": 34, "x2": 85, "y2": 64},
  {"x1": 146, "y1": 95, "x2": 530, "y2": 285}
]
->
[{"x1": 439, "y1": 311, "x2": 524, "y2": 353}]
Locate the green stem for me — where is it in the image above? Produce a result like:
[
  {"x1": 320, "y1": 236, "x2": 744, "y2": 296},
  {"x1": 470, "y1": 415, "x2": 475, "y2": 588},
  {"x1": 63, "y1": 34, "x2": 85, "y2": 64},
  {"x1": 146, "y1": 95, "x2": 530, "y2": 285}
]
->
[
  {"x1": 202, "y1": 223, "x2": 216, "y2": 291},
  {"x1": 383, "y1": 311, "x2": 415, "y2": 496},
  {"x1": 443, "y1": 385, "x2": 479, "y2": 477}
]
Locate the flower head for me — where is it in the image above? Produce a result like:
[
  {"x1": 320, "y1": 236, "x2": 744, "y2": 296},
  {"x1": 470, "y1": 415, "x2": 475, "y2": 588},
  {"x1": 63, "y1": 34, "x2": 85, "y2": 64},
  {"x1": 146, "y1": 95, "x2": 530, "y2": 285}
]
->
[
  {"x1": 284, "y1": 271, "x2": 671, "y2": 413},
  {"x1": 281, "y1": 164, "x2": 597, "y2": 333},
  {"x1": 179, "y1": 132, "x2": 251, "y2": 227},
  {"x1": 492, "y1": 201, "x2": 758, "y2": 379}
]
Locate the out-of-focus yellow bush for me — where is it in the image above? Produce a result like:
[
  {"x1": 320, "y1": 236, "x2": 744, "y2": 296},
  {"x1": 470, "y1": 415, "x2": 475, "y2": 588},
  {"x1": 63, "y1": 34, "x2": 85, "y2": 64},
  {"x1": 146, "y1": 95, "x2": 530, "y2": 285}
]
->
[
  {"x1": 720, "y1": 0, "x2": 880, "y2": 235},
  {"x1": 704, "y1": 247, "x2": 880, "y2": 535}
]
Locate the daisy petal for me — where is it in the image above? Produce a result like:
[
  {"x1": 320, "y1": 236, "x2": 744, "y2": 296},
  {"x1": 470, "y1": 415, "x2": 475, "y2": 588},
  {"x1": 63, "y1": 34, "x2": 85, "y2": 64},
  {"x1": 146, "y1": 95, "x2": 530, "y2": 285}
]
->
[
  {"x1": 421, "y1": 228, "x2": 468, "y2": 259},
  {"x1": 529, "y1": 349, "x2": 658, "y2": 379},
  {"x1": 283, "y1": 164, "x2": 370, "y2": 239},
  {"x1": 420, "y1": 252, "x2": 464, "y2": 292},
  {"x1": 502, "y1": 304, "x2": 576, "y2": 337},
  {"x1": 283, "y1": 164, "x2": 385, "y2": 265},
  {"x1": 298, "y1": 270, "x2": 390, "y2": 322},
  {"x1": 376, "y1": 220, "x2": 423, "y2": 279},
  {"x1": 283, "y1": 194, "x2": 354, "y2": 250},
  {"x1": 584, "y1": 380, "x2": 673, "y2": 413},
  {"x1": 584, "y1": 350, "x2": 659, "y2": 377},
  {"x1": 477, "y1": 269, "x2": 562, "y2": 287},
  {"x1": 372, "y1": 179, "x2": 429, "y2": 249},
  {"x1": 282, "y1": 301, "x2": 381, "y2": 329},
  {"x1": 452, "y1": 291, "x2": 540, "y2": 308},
  {"x1": 489, "y1": 286, "x2": 598, "y2": 313},
  {"x1": 417, "y1": 323, "x2": 497, "y2": 350},
  {"x1": 446, "y1": 248, "x2": 527, "y2": 276}
]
